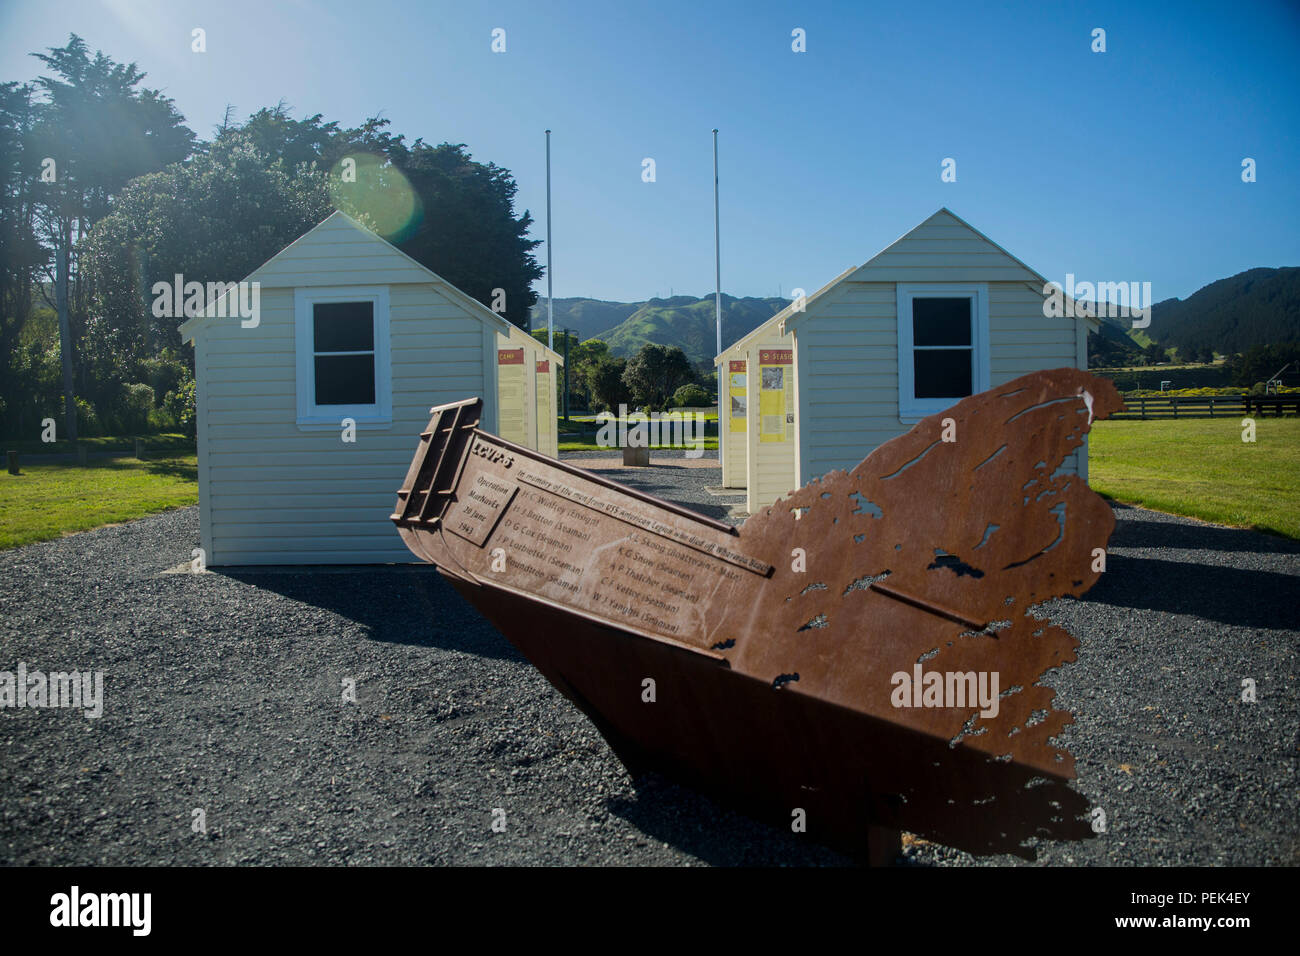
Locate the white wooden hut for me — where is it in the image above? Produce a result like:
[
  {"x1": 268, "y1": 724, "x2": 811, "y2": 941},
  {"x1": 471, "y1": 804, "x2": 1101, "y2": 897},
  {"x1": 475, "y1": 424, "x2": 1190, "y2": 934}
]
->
[
  {"x1": 496, "y1": 324, "x2": 563, "y2": 458},
  {"x1": 717, "y1": 208, "x2": 1100, "y2": 512},
  {"x1": 712, "y1": 308, "x2": 804, "y2": 505},
  {"x1": 179, "y1": 210, "x2": 523, "y2": 565}
]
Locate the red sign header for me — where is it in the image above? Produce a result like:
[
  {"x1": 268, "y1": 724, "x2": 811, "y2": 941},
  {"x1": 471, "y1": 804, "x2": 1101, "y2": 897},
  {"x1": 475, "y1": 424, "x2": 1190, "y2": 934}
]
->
[
  {"x1": 759, "y1": 349, "x2": 792, "y2": 365},
  {"x1": 498, "y1": 349, "x2": 524, "y2": 365},
  {"x1": 536, "y1": 360, "x2": 550, "y2": 373},
  {"x1": 729, "y1": 360, "x2": 746, "y2": 373}
]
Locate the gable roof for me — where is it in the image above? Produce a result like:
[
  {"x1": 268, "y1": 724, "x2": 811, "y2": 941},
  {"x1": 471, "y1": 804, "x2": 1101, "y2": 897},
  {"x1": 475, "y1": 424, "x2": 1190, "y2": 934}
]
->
[
  {"x1": 713, "y1": 268, "x2": 851, "y2": 364},
  {"x1": 180, "y1": 210, "x2": 512, "y2": 342},
  {"x1": 854, "y1": 207, "x2": 1045, "y2": 282},
  {"x1": 781, "y1": 208, "x2": 1100, "y2": 334}
]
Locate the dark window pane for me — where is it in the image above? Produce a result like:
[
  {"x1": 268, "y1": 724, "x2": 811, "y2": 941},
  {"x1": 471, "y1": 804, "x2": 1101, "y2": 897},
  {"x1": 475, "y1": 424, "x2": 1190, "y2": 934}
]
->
[
  {"x1": 913, "y1": 297, "x2": 971, "y2": 346},
  {"x1": 314, "y1": 302, "x2": 374, "y2": 352},
  {"x1": 315, "y1": 354, "x2": 375, "y2": 405},
  {"x1": 914, "y1": 349, "x2": 972, "y2": 398}
]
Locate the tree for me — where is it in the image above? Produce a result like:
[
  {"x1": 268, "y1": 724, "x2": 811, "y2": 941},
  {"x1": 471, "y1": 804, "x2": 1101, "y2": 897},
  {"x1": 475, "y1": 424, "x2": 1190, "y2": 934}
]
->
[
  {"x1": 236, "y1": 103, "x2": 344, "y2": 173},
  {"x1": 529, "y1": 333, "x2": 614, "y2": 410},
  {"x1": 79, "y1": 131, "x2": 332, "y2": 401},
  {"x1": 1143, "y1": 342, "x2": 1166, "y2": 365},
  {"x1": 1229, "y1": 344, "x2": 1300, "y2": 388},
  {"x1": 27, "y1": 34, "x2": 195, "y2": 438},
  {"x1": 622, "y1": 343, "x2": 693, "y2": 409},
  {"x1": 217, "y1": 112, "x2": 544, "y2": 330},
  {"x1": 0, "y1": 81, "x2": 49, "y2": 436},
  {"x1": 382, "y1": 142, "x2": 542, "y2": 330},
  {"x1": 672, "y1": 383, "x2": 711, "y2": 408},
  {"x1": 563, "y1": 337, "x2": 610, "y2": 409},
  {"x1": 589, "y1": 356, "x2": 632, "y2": 412}
]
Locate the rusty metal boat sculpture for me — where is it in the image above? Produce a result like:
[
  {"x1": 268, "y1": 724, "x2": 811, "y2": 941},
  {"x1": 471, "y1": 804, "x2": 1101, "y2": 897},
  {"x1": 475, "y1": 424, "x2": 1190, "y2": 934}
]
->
[{"x1": 393, "y1": 368, "x2": 1124, "y2": 860}]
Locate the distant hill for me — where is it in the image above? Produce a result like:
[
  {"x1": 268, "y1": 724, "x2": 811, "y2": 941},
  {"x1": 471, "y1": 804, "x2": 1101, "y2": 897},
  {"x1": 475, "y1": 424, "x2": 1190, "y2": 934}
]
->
[
  {"x1": 530, "y1": 266, "x2": 1300, "y2": 367},
  {"x1": 1089, "y1": 313, "x2": 1146, "y2": 366},
  {"x1": 1149, "y1": 267, "x2": 1300, "y2": 356},
  {"x1": 529, "y1": 294, "x2": 788, "y2": 364},
  {"x1": 527, "y1": 297, "x2": 641, "y2": 342}
]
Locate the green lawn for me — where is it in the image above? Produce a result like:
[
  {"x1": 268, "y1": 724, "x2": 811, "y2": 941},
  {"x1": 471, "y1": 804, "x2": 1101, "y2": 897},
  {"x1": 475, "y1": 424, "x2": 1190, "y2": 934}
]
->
[
  {"x1": 0, "y1": 455, "x2": 198, "y2": 550},
  {"x1": 1089, "y1": 417, "x2": 1300, "y2": 538},
  {"x1": 2, "y1": 418, "x2": 1293, "y2": 551},
  {"x1": 557, "y1": 413, "x2": 719, "y2": 452},
  {"x1": 558, "y1": 439, "x2": 719, "y2": 453},
  {"x1": 564, "y1": 411, "x2": 719, "y2": 422}
]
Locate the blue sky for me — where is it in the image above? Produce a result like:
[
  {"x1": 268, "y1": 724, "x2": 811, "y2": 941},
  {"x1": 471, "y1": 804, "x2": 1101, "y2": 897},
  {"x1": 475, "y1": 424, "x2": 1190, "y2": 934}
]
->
[{"x1": 3, "y1": 0, "x2": 1298, "y2": 304}]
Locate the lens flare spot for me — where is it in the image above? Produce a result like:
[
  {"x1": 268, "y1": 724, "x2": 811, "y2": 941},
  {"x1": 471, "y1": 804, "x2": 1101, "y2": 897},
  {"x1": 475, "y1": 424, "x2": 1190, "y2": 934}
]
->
[{"x1": 329, "y1": 153, "x2": 421, "y2": 241}]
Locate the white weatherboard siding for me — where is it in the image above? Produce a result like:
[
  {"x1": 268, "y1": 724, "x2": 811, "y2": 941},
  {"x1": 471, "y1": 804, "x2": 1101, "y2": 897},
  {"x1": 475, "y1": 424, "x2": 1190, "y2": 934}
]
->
[
  {"x1": 195, "y1": 330, "x2": 214, "y2": 564},
  {"x1": 201, "y1": 283, "x2": 491, "y2": 564},
  {"x1": 247, "y1": 213, "x2": 433, "y2": 287},
  {"x1": 845, "y1": 216, "x2": 1040, "y2": 284},
  {"x1": 792, "y1": 280, "x2": 1081, "y2": 485},
  {"x1": 495, "y1": 325, "x2": 563, "y2": 456},
  {"x1": 714, "y1": 347, "x2": 743, "y2": 489},
  {"x1": 535, "y1": 358, "x2": 557, "y2": 458},
  {"x1": 717, "y1": 354, "x2": 747, "y2": 489},
  {"x1": 746, "y1": 340, "x2": 797, "y2": 514},
  {"x1": 792, "y1": 281, "x2": 904, "y2": 488},
  {"x1": 185, "y1": 211, "x2": 510, "y2": 566},
  {"x1": 715, "y1": 316, "x2": 797, "y2": 508},
  {"x1": 775, "y1": 209, "x2": 1095, "y2": 511},
  {"x1": 987, "y1": 282, "x2": 1084, "y2": 479}
]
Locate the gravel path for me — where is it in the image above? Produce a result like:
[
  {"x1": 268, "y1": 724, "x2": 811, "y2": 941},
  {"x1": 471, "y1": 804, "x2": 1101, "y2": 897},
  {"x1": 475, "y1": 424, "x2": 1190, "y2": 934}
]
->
[{"x1": 1, "y1": 455, "x2": 1296, "y2": 866}]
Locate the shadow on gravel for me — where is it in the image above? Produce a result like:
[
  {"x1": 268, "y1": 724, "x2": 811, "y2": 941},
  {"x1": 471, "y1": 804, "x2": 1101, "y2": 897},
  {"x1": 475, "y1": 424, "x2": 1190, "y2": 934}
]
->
[
  {"x1": 605, "y1": 773, "x2": 860, "y2": 866},
  {"x1": 1111, "y1": 505, "x2": 1300, "y2": 555},
  {"x1": 220, "y1": 566, "x2": 525, "y2": 661},
  {"x1": 1082, "y1": 553, "x2": 1300, "y2": 630}
]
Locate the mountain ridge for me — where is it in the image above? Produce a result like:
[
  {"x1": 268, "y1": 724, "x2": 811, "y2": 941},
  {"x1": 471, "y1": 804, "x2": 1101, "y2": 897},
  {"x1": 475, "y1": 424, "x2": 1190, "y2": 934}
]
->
[
  {"x1": 529, "y1": 294, "x2": 788, "y2": 364},
  {"x1": 529, "y1": 267, "x2": 1300, "y2": 364}
]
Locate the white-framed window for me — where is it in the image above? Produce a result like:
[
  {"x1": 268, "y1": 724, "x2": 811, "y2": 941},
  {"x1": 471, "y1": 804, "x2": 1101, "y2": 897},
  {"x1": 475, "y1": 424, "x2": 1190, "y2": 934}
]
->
[
  {"x1": 294, "y1": 286, "x2": 391, "y2": 427},
  {"x1": 896, "y1": 283, "x2": 989, "y2": 422}
]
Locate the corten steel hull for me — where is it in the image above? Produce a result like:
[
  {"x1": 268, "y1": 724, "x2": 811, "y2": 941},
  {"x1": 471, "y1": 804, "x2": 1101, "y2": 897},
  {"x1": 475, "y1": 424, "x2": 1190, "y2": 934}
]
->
[{"x1": 392, "y1": 368, "x2": 1124, "y2": 859}]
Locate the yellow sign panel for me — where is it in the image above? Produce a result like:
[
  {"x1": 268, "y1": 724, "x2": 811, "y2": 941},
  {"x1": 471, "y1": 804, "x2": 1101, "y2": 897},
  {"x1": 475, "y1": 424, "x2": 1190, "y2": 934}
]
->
[
  {"x1": 497, "y1": 349, "x2": 527, "y2": 445},
  {"x1": 728, "y1": 360, "x2": 747, "y2": 433},
  {"x1": 758, "y1": 349, "x2": 794, "y2": 443}
]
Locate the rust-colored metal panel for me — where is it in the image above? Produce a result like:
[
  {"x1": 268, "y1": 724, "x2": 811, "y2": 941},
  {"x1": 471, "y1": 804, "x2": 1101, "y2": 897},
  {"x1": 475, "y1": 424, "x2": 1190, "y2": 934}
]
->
[{"x1": 393, "y1": 368, "x2": 1124, "y2": 859}]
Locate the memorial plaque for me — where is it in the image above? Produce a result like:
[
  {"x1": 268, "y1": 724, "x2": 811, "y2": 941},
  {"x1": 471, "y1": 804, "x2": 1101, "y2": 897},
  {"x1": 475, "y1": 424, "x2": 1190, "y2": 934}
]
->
[
  {"x1": 393, "y1": 369, "x2": 1125, "y2": 861},
  {"x1": 444, "y1": 467, "x2": 517, "y2": 547}
]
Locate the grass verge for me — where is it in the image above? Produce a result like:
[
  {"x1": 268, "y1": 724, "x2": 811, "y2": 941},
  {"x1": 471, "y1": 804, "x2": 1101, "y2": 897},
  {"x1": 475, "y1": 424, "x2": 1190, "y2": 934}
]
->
[
  {"x1": 1088, "y1": 417, "x2": 1299, "y2": 538},
  {"x1": 0, "y1": 455, "x2": 198, "y2": 550},
  {"x1": 558, "y1": 439, "x2": 719, "y2": 453}
]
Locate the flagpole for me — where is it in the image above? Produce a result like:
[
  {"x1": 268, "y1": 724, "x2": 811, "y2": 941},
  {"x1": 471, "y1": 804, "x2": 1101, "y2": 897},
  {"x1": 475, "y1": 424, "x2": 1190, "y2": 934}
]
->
[
  {"x1": 713, "y1": 128, "x2": 722, "y2": 472},
  {"x1": 713, "y1": 129, "x2": 721, "y2": 357},
  {"x1": 546, "y1": 129, "x2": 554, "y2": 350}
]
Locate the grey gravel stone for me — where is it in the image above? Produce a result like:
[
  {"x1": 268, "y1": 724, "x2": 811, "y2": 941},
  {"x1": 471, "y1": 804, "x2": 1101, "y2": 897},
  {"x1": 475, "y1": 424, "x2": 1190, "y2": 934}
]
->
[{"x1": 1, "y1": 457, "x2": 1295, "y2": 866}]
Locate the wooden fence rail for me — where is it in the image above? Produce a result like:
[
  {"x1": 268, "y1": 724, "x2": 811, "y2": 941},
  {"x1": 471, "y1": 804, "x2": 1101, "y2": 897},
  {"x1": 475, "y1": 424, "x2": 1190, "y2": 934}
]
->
[{"x1": 1110, "y1": 395, "x2": 1300, "y2": 420}]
